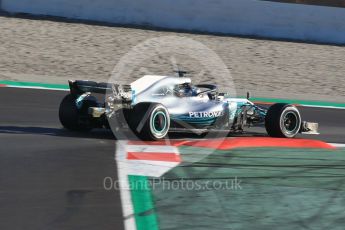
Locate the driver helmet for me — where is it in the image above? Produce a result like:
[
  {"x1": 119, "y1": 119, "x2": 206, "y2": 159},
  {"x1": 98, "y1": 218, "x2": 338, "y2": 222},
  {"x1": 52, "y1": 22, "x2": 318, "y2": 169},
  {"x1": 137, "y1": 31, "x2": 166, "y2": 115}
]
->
[{"x1": 174, "y1": 83, "x2": 199, "y2": 97}]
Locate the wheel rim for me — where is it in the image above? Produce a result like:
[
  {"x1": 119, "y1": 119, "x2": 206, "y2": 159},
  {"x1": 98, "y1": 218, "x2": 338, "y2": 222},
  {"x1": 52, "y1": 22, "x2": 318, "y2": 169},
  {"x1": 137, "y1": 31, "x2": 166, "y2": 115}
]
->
[
  {"x1": 150, "y1": 109, "x2": 169, "y2": 138},
  {"x1": 152, "y1": 111, "x2": 167, "y2": 133},
  {"x1": 280, "y1": 110, "x2": 300, "y2": 136}
]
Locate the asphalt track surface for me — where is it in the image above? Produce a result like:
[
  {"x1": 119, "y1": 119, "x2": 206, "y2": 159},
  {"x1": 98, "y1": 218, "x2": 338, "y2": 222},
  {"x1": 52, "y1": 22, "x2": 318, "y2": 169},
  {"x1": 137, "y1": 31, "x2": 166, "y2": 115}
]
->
[
  {"x1": 0, "y1": 87, "x2": 344, "y2": 230},
  {"x1": 0, "y1": 88, "x2": 123, "y2": 230}
]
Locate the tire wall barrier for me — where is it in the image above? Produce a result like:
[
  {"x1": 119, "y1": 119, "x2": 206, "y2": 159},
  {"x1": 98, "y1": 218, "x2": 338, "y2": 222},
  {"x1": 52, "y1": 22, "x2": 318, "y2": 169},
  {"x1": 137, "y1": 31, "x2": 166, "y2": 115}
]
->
[{"x1": 2, "y1": 0, "x2": 345, "y2": 44}]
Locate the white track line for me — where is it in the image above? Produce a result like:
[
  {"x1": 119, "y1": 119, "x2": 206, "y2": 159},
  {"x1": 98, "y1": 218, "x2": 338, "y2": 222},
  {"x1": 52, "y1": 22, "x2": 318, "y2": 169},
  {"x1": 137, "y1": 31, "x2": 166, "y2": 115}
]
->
[
  {"x1": 126, "y1": 144, "x2": 179, "y2": 153},
  {"x1": 301, "y1": 104, "x2": 345, "y2": 110},
  {"x1": 116, "y1": 141, "x2": 181, "y2": 230},
  {"x1": 329, "y1": 143, "x2": 345, "y2": 148},
  {"x1": 116, "y1": 141, "x2": 137, "y2": 230}
]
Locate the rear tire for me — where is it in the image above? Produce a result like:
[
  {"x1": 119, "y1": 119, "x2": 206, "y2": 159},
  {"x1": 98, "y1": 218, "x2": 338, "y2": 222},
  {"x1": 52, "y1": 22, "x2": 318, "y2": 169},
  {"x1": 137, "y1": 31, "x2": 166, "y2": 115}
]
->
[
  {"x1": 128, "y1": 103, "x2": 170, "y2": 140},
  {"x1": 265, "y1": 103, "x2": 301, "y2": 138},
  {"x1": 59, "y1": 94, "x2": 97, "y2": 131}
]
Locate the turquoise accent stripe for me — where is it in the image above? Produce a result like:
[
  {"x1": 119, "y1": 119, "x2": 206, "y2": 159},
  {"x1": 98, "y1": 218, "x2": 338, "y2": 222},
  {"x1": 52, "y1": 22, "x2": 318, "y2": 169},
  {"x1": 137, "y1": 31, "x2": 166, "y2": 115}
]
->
[
  {"x1": 0, "y1": 80, "x2": 69, "y2": 90},
  {"x1": 172, "y1": 117, "x2": 216, "y2": 122},
  {"x1": 184, "y1": 120, "x2": 215, "y2": 125}
]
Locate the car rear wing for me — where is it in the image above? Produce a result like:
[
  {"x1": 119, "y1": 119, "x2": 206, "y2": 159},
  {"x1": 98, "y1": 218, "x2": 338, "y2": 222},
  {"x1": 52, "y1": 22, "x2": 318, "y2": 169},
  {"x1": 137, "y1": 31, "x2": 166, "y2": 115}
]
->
[{"x1": 68, "y1": 80, "x2": 132, "y2": 97}]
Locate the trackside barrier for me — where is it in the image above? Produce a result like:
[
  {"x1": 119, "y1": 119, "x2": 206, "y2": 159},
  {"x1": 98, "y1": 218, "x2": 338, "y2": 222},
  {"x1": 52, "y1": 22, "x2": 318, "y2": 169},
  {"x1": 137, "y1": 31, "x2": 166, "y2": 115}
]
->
[{"x1": 2, "y1": 0, "x2": 345, "y2": 44}]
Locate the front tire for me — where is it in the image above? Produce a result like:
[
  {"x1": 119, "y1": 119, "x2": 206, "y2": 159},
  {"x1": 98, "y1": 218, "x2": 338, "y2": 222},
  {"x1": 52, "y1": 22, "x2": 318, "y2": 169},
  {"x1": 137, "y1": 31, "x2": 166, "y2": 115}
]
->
[{"x1": 265, "y1": 103, "x2": 301, "y2": 138}]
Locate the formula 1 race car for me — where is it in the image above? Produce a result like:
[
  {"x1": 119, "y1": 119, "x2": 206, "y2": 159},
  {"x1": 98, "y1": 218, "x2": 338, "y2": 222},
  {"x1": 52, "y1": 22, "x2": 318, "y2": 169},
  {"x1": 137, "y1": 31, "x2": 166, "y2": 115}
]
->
[{"x1": 59, "y1": 73, "x2": 319, "y2": 140}]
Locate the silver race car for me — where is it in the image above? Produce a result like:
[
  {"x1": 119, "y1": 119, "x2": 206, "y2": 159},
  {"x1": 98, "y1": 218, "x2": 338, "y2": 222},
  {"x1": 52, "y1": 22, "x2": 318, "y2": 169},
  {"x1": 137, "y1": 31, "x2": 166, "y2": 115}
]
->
[{"x1": 59, "y1": 73, "x2": 319, "y2": 140}]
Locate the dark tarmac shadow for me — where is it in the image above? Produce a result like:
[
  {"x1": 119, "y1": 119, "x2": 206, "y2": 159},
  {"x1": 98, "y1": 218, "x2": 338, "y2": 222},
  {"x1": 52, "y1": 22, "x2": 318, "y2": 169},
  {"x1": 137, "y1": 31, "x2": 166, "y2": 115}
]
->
[
  {"x1": 0, "y1": 125, "x2": 115, "y2": 140},
  {"x1": 0, "y1": 125, "x2": 267, "y2": 141}
]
